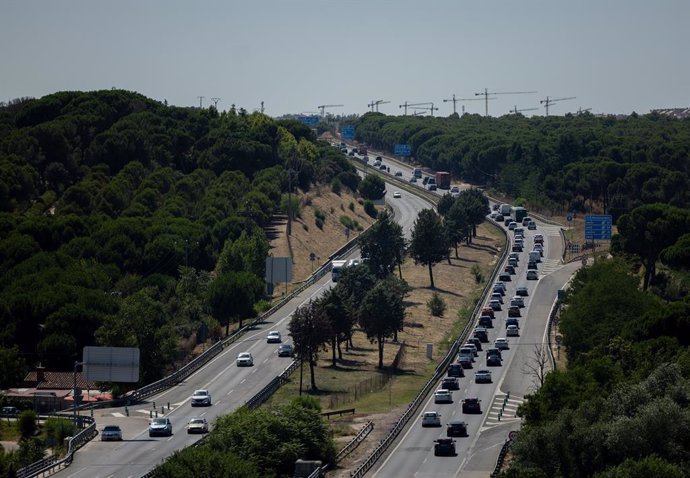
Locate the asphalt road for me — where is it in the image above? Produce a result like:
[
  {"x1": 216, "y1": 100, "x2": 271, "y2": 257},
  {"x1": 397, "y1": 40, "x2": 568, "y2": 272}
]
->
[
  {"x1": 55, "y1": 172, "x2": 433, "y2": 478},
  {"x1": 369, "y1": 215, "x2": 581, "y2": 478}
]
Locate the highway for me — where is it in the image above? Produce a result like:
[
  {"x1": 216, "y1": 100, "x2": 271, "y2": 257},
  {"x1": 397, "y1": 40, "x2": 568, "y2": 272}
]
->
[
  {"x1": 55, "y1": 174, "x2": 432, "y2": 478},
  {"x1": 369, "y1": 211, "x2": 581, "y2": 478}
]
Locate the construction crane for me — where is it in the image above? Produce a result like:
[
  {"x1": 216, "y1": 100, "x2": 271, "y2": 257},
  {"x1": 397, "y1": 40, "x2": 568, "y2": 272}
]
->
[
  {"x1": 443, "y1": 94, "x2": 491, "y2": 115},
  {"x1": 577, "y1": 107, "x2": 592, "y2": 115},
  {"x1": 509, "y1": 105, "x2": 538, "y2": 115},
  {"x1": 317, "y1": 104, "x2": 343, "y2": 117},
  {"x1": 399, "y1": 102, "x2": 438, "y2": 116},
  {"x1": 367, "y1": 100, "x2": 391, "y2": 112},
  {"x1": 474, "y1": 88, "x2": 538, "y2": 117},
  {"x1": 540, "y1": 96, "x2": 576, "y2": 116}
]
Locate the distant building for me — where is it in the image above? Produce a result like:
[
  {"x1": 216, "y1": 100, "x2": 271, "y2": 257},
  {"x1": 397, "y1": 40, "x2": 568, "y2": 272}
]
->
[{"x1": 651, "y1": 108, "x2": 690, "y2": 119}]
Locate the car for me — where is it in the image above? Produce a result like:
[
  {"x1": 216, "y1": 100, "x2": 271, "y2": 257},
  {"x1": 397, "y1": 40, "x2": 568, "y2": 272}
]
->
[
  {"x1": 475, "y1": 369, "x2": 493, "y2": 383},
  {"x1": 509, "y1": 252, "x2": 520, "y2": 262},
  {"x1": 149, "y1": 417, "x2": 173, "y2": 437},
  {"x1": 495, "y1": 214, "x2": 505, "y2": 222},
  {"x1": 516, "y1": 287, "x2": 529, "y2": 297},
  {"x1": 508, "y1": 306, "x2": 521, "y2": 317},
  {"x1": 447, "y1": 362, "x2": 465, "y2": 377},
  {"x1": 375, "y1": 156, "x2": 382, "y2": 161},
  {"x1": 428, "y1": 184, "x2": 437, "y2": 191},
  {"x1": 533, "y1": 243, "x2": 544, "y2": 252},
  {"x1": 187, "y1": 417, "x2": 209, "y2": 434},
  {"x1": 505, "y1": 317, "x2": 519, "y2": 329},
  {"x1": 487, "y1": 353, "x2": 502, "y2": 366},
  {"x1": 474, "y1": 327, "x2": 489, "y2": 343},
  {"x1": 442, "y1": 376, "x2": 460, "y2": 390},
  {"x1": 266, "y1": 331, "x2": 282, "y2": 343},
  {"x1": 495, "y1": 338, "x2": 510, "y2": 350},
  {"x1": 409, "y1": 177, "x2": 418, "y2": 183},
  {"x1": 481, "y1": 306, "x2": 496, "y2": 318},
  {"x1": 236, "y1": 352, "x2": 254, "y2": 366},
  {"x1": 0, "y1": 406, "x2": 19, "y2": 417},
  {"x1": 512, "y1": 244, "x2": 523, "y2": 253},
  {"x1": 450, "y1": 186, "x2": 460, "y2": 194},
  {"x1": 191, "y1": 389, "x2": 212, "y2": 407},
  {"x1": 434, "y1": 437, "x2": 457, "y2": 456},
  {"x1": 462, "y1": 397, "x2": 482, "y2": 414},
  {"x1": 379, "y1": 164, "x2": 387, "y2": 170},
  {"x1": 487, "y1": 347, "x2": 503, "y2": 360},
  {"x1": 422, "y1": 411, "x2": 442, "y2": 427},
  {"x1": 490, "y1": 293, "x2": 503, "y2": 304},
  {"x1": 522, "y1": 217, "x2": 532, "y2": 226},
  {"x1": 499, "y1": 272, "x2": 512, "y2": 282},
  {"x1": 362, "y1": 155, "x2": 369, "y2": 162},
  {"x1": 490, "y1": 211, "x2": 499, "y2": 219},
  {"x1": 534, "y1": 234, "x2": 544, "y2": 244},
  {"x1": 467, "y1": 337, "x2": 483, "y2": 351},
  {"x1": 514, "y1": 233, "x2": 524, "y2": 242},
  {"x1": 494, "y1": 281, "x2": 507, "y2": 293},
  {"x1": 489, "y1": 299, "x2": 502, "y2": 311},
  {"x1": 348, "y1": 151, "x2": 355, "y2": 156},
  {"x1": 446, "y1": 420, "x2": 468, "y2": 437},
  {"x1": 504, "y1": 217, "x2": 512, "y2": 226},
  {"x1": 514, "y1": 238, "x2": 524, "y2": 247},
  {"x1": 527, "y1": 270, "x2": 539, "y2": 280},
  {"x1": 101, "y1": 425, "x2": 123, "y2": 441},
  {"x1": 506, "y1": 324, "x2": 520, "y2": 337},
  {"x1": 395, "y1": 170, "x2": 403, "y2": 177},
  {"x1": 528, "y1": 221, "x2": 537, "y2": 230},
  {"x1": 508, "y1": 258, "x2": 518, "y2": 267},
  {"x1": 459, "y1": 355, "x2": 473, "y2": 368},
  {"x1": 504, "y1": 265, "x2": 516, "y2": 275},
  {"x1": 492, "y1": 283, "x2": 505, "y2": 295},
  {"x1": 492, "y1": 204, "x2": 500, "y2": 211},
  {"x1": 508, "y1": 222, "x2": 518, "y2": 230},
  {"x1": 478, "y1": 315, "x2": 493, "y2": 328},
  {"x1": 278, "y1": 344, "x2": 294, "y2": 357},
  {"x1": 511, "y1": 296, "x2": 525, "y2": 308},
  {"x1": 463, "y1": 343, "x2": 478, "y2": 357},
  {"x1": 434, "y1": 389, "x2": 453, "y2": 404},
  {"x1": 459, "y1": 346, "x2": 475, "y2": 362},
  {"x1": 393, "y1": 191, "x2": 401, "y2": 198},
  {"x1": 514, "y1": 227, "x2": 524, "y2": 235},
  {"x1": 527, "y1": 261, "x2": 538, "y2": 270}
]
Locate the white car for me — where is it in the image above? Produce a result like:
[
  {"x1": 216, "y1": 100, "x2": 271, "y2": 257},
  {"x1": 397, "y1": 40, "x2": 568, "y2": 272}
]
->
[
  {"x1": 187, "y1": 417, "x2": 209, "y2": 434},
  {"x1": 191, "y1": 389, "x2": 211, "y2": 407},
  {"x1": 506, "y1": 325, "x2": 520, "y2": 337},
  {"x1": 266, "y1": 331, "x2": 282, "y2": 343},
  {"x1": 101, "y1": 425, "x2": 122, "y2": 441},
  {"x1": 475, "y1": 369, "x2": 493, "y2": 383},
  {"x1": 421, "y1": 411, "x2": 442, "y2": 427},
  {"x1": 434, "y1": 389, "x2": 453, "y2": 404},
  {"x1": 495, "y1": 338, "x2": 510, "y2": 350},
  {"x1": 393, "y1": 191, "x2": 401, "y2": 198},
  {"x1": 237, "y1": 352, "x2": 254, "y2": 366}
]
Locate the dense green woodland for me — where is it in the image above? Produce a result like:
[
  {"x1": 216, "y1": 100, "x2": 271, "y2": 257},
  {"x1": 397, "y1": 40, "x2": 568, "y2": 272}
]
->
[
  {"x1": 354, "y1": 112, "x2": 690, "y2": 218},
  {"x1": 0, "y1": 90, "x2": 361, "y2": 387}
]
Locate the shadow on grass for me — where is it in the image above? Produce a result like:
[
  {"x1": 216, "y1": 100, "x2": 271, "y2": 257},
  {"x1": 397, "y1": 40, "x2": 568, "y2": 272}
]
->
[
  {"x1": 466, "y1": 242, "x2": 499, "y2": 254},
  {"x1": 424, "y1": 286, "x2": 463, "y2": 297},
  {"x1": 404, "y1": 321, "x2": 425, "y2": 328}
]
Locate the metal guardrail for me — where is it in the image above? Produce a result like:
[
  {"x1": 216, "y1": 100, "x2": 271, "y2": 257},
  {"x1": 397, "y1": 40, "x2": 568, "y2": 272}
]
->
[
  {"x1": 17, "y1": 415, "x2": 97, "y2": 478},
  {"x1": 349, "y1": 219, "x2": 508, "y2": 478},
  {"x1": 305, "y1": 420, "x2": 374, "y2": 478}
]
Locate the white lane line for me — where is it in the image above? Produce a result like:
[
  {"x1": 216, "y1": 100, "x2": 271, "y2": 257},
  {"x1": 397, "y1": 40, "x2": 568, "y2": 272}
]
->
[{"x1": 226, "y1": 389, "x2": 234, "y2": 395}]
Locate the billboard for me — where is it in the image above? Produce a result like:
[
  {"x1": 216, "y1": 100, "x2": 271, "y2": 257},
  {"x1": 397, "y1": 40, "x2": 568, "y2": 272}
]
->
[
  {"x1": 584, "y1": 214, "x2": 612, "y2": 240},
  {"x1": 83, "y1": 346, "x2": 140, "y2": 383},
  {"x1": 394, "y1": 144, "x2": 411, "y2": 156}
]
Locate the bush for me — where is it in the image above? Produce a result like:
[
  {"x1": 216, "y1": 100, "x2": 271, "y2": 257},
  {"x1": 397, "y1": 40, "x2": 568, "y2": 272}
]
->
[
  {"x1": 43, "y1": 417, "x2": 72, "y2": 448},
  {"x1": 471, "y1": 264, "x2": 483, "y2": 284},
  {"x1": 349, "y1": 201, "x2": 355, "y2": 212},
  {"x1": 363, "y1": 200, "x2": 377, "y2": 218},
  {"x1": 331, "y1": 178, "x2": 342, "y2": 194},
  {"x1": 315, "y1": 217, "x2": 324, "y2": 230},
  {"x1": 427, "y1": 292, "x2": 447, "y2": 317},
  {"x1": 18, "y1": 410, "x2": 37, "y2": 439},
  {"x1": 314, "y1": 209, "x2": 326, "y2": 230}
]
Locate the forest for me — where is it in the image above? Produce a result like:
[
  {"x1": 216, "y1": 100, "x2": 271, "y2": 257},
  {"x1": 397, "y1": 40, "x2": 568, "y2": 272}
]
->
[
  {"x1": 0, "y1": 90, "x2": 361, "y2": 387},
  {"x1": 354, "y1": 111, "x2": 690, "y2": 219}
]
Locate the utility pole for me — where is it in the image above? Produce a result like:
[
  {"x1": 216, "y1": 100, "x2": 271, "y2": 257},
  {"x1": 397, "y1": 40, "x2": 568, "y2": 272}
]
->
[
  {"x1": 474, "y1": 88, "x2": 538, "y2": 117},
  {"x1": 260, "y1": 101, "x2": 265, "y2": 114},
  {"x1": 197, "y1": 96, "x2": 205, "y2": 108},
  {"x1": 540, "y1": 96, "x2": 576, "y2": 116},
  {"x1": 211, "y1": 97, "x2": 220, "y2": 109}
]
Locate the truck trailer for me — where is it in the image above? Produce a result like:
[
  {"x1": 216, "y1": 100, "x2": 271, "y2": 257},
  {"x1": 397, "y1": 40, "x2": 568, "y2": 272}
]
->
[
  {"x1": 435, "y1": 172, "x2": 451, "y2": 189},
  {"x1": 511, "y1": 206, "x2": 528, "y2": 223},
  {"x1": 331, "y1": 260, "x2": 348, "y2": 282}
]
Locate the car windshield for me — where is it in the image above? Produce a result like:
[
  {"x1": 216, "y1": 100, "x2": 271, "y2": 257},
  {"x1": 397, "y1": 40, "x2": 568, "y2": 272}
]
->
[
  {"x1": 189, "y1": 419, "x2": 205, "y2": 424},
  {"x1": 152, "y1": 418, "x2": 167, "y2": 425},
  {"x1": 103, "y1": 426, "x2": 119, "y2": 431}
]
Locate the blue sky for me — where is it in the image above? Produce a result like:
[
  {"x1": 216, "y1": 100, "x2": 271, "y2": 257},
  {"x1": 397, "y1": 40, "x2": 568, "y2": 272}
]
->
[{"x1": 2, "y1": 0, "x2": 688, "y2": 117}]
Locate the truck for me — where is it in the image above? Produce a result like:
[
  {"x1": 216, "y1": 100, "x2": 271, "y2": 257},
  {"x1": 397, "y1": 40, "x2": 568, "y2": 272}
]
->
[
  {"x1": 511, "y1": 206, "x2": 528, "y2": 223},
  {"x1": 331, "y1": 260, "x2": 348, "y2": 282},
  {"x1": 499, "y1": 204, "x2": 512, "y2": 216},
  {"x1": 435, "y1": 171, "x2": 451, "y2": 189},
  {"x1": 412, "y1": 167, "x2": 423, "y2": 178}
]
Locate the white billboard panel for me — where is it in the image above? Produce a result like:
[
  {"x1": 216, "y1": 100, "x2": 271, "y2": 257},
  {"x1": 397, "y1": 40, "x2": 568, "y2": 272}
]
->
[{"x1": 83, "y1": 346, "x2": 140, "y2": 383}]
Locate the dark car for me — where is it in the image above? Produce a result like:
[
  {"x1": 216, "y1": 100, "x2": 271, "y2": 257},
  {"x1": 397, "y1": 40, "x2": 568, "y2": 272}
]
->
[
  {"x1": 442, "y1": 376, "x2": 460, "y2": 390},
  {"x1": 487, "y1": 354, "x2": 502, "y2": 366},
  {"x1": 508, "y1": 306, "x2": 521, "y2": 318},
  {"x1": 447, "y1": 362, "x2": 465, "y2": 377},
  {"x1": 504, "y1": 217, "x2": 512, "y2": 226},
  {"x1": 348, "y1": 151, "x2": 355, "y2": 156},
  {"x1": 516, "y1": 287, "x2": 529, "y2": 297},
  {"x1": 474, "y1": 327, "x2": 489, "y2": 343},
  {"x1": 487, "y1": 347, "x2": 503, "y2": 360},
  {"x1": 527, "y1": 261, "x2": 538, "y2": 270},
  {"x1": 428, "y1": 184, "x2": 437, "y2": 191},
  {"x1": 375, "y1": 156, "x2": 382, "y2": 161},
  {"x1": 462, "y1": 398, "x2": 482, "y2": 414},
  {"x1": 499, "y1": 272, "x2": 512, "y2": 282},
  {"x1": 379, "y1": 164, "x2": 387, "y2": 170},
  {"x1": 467, "y1": 337, "x2": 483, "y2": 351},
  {"x1": 504, "y1": 265, "x2": 516, "y2": 275},
  {"x1": 478, "y1": 315, "x2": 493, "y2": 328},
  {"x1": 505, "y1": 317, "x2": 520, "y2": 328},
  {"x1": 434, "y1": 438, "x2": 457, "y2": 456},
  {"x1": 512, "y1": 244, "x2": 523, "y2": 253},
  {"x1": 528, "y1": 221, "x2": 537, "y2": 230},
  {"x1": 495, "y1": 214, "x2": 504, "y2": 222},
  {"x1": 0, "y1": 406, "x2": 19, "y2": 417},
  {"x1": 446, "y1": 420, "x2": 468, "y2": 437},
  {"x1": 278, "y1": 344, "x2": 294, "y2": 357},
  {"x1": 459, "y1": 355, "x2": 473, "y2": 369}
]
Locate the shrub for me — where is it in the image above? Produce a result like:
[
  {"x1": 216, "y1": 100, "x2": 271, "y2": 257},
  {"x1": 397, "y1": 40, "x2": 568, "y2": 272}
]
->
[
  {"x1": 364, "y1": 200, "x2": 377, "y2": 218},
  {"x1": 471, "y1": 264, "x2": 483, "y2": 284},
  {"x1": 427, "y1": 292, "x2": 447, "y2": 317},
  {"x1": 18, "y1": 410, "x2": 37, "y2": 439},
  {"x1": 331, "y1": 178, "x2": 342, "y2": 195},
  {"x1": 349, "y1": 202, "x2": 355, "y2": 212},
  {"x1": 302, "y1": 223, "x2": 309, "y2": 231},
  {"x1": 315, "y1": 217, "x2": 324, "y2": 230}
]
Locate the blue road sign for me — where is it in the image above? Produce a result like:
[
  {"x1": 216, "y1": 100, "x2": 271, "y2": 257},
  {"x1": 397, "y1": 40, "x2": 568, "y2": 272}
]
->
[
  {"x1": 584, "y1": 214, "x2": 612, "y2": 240},
  {"x1": 394, "y1": 144, "x2": 411, "y2": 156},
  {"x1": 567, "y1": 215, "x2": 573, "y2": 222},
  {"x1": 341, "y1": 125, "x2": 355, "y2": 140},
  {"x1": 297, "y1": 115, "x2": 320, "y2": 126}
]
